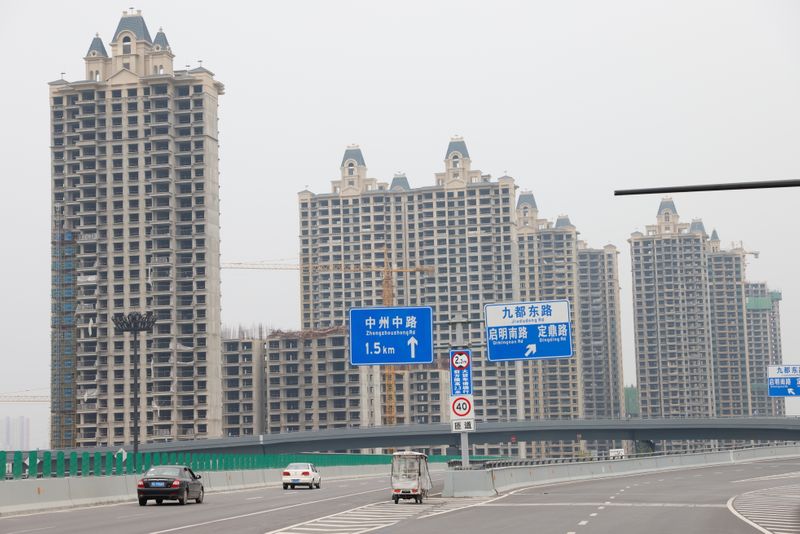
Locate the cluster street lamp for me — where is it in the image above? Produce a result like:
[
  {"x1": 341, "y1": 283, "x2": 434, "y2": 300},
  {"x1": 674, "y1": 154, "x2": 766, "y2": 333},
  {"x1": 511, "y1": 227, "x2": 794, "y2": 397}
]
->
[{"x1": 112, "y1": 311, "x2": 157, "y2": 470}]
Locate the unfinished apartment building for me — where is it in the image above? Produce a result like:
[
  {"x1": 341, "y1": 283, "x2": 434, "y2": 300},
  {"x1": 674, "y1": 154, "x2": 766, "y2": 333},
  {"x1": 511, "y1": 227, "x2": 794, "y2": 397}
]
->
[
  {"x1": 49, "y1": 11, "x2": 223, "y2": 447},
  {"x1": 298, "y1": 138, "x2": 519, "y2": 439},
  {"x1": 577, "y1": 242, "x2": 626, "y2": 454},
  {"x1": 222, "y1": 338, "x2": 264, "y2": 437},
  {"x1": 706, "y1": 227, "x2": 752, "y2": 417},
  {"x1": 263, "y1": 328, "x2": 375, "y2": 433},
  {"x1": 516, "y1": 194, "x2": 625, "y2": 458},
  {"x1": 746, "y1": 283, "x2": 785, "y2": 417},
  {"x1": 630, "y1": 199, "x2": 714, "y2": 422}
]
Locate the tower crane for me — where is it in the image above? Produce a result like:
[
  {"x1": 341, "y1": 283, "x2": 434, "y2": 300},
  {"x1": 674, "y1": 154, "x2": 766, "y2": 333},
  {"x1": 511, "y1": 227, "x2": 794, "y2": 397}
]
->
[{"x1": 222, "y1": 248, "x2": 433, "y2": 426}]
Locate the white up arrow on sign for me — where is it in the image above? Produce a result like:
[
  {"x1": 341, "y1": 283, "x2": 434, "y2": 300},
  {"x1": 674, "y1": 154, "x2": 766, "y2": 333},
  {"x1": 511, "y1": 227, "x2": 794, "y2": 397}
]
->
[
  {"x1": 525, "y1": 344, "x2": 537, "y2": 356},
  {"x1": 408, "y1": 336, "x2": 418, "y2": 358}
]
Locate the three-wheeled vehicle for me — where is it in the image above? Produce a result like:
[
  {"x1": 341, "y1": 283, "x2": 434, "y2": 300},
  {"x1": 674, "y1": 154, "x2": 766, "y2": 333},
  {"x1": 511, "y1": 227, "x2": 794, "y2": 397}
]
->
[{"x1": 390, "y1": 451, "x2": 432, "y2": 504}]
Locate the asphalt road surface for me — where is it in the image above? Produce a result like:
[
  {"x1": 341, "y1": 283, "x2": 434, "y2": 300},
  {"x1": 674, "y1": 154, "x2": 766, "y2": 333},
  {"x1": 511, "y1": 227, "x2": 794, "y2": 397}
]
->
[{"x1": 4, "y1": 458, "x2": 800, "y2": 534}]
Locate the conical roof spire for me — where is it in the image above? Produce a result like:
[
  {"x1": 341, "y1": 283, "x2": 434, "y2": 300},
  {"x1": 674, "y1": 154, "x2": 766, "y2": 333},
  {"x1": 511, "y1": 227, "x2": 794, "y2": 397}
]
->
[
  {"x1": 710, "y1": 229, "x2": 719, "y2": 241},
  {"x1": 555, "y1": 215, "x2": 574, "y2": 229},
  {"x1": 657, "y1": 197, "x2": 677, "y2": 216},
  {"x1": 113, "y1": 10, "x2": 152, "y2": 43},
  {"x1": 517, "y1": 191, "x2": 537, "y2": 210},
  {"x1": 153, "y1": 27, "x2": 170, "y2": 50},
  {"x1": 390, "y1": 173, "x2": 411, "y2": 191},
  {"x1": 445, "y1": 135, "x2": 469, "y2": 159},
  {"x1": 689, "y1": 218, "x2": 707, "y2": 236},
  {"x1": 341, "y1": 144, "x2": 365, "y2": 167},
  {"x1": 86, "y1": 34, "x2": 108, "y2": 57}
]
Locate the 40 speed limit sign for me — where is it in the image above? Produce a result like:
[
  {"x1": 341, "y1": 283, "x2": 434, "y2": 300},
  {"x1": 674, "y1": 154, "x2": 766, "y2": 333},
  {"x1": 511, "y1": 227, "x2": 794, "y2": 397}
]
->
[
  {"x1": 451, "y1": 395, "x2": 473, "y2": 419},
  {"x1": 450, "y1": 394, "x2": 475, "y2": 433}
]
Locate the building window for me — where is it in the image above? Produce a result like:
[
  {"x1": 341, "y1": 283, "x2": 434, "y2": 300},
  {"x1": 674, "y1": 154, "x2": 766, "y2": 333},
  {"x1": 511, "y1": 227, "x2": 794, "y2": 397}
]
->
[{"x1": 122, "y1": 36, "x2": 131, "y2": 55}]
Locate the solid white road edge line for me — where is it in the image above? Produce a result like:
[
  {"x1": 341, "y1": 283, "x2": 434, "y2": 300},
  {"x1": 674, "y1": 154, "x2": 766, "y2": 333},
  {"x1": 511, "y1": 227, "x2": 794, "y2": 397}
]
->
[{"x1": 725, "y1": 495, "x2": 773, "y2": 534}]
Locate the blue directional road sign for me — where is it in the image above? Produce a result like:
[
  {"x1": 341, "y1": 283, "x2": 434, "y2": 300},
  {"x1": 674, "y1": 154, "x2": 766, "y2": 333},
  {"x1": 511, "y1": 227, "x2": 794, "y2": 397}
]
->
[
  {"x1": 484, "y1": 300, "x2": 572, "y2": 362},
  {"x1": 768, "y1": 365, "x2": 800, "y2": 397},
  {"x1": 349, "y1": 306, "x2": 433, "y2": 366},
  {"x1": 450, "y1": 349, "x2": 473, "y2": 396}
]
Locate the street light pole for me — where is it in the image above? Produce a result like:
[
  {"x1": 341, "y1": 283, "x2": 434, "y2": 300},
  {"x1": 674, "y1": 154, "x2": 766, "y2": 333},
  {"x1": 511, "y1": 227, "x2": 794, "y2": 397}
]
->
[{"x1": 112, "y1": 311, "x2": 157, "y2": 471}]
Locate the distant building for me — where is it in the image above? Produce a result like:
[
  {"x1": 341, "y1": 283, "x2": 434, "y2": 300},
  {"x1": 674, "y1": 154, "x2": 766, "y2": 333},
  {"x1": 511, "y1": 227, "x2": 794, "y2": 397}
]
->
[
  {"x1": 0, "y1": 417, "x2": 30, "y2": 451},
  {"x1": 629, "y1": 199, "x2": 714, "y2": 420},
  {"x1": 221, "y1": 338, "x2": 265, "y2": 438},
  {"x1": 630, "y1": 199, "x2": 785, "y2": 447},
  {"x1": 745, "y1": 283, "x2": 784, "y2": 417},
  {"x1": 263, "y1": 328, "x2": 371, "y2": 433},
  {"x1": 49, "y1": 10, "x2": 224, "y2": 448},
  {"x1": 578, "y1": 243, "x2": 625, "y2": 423},
  {"x1": 706, "y1": 228, "x2": 751, "y2": 417},
  {"x1": 298, "y1": 138, "x2": 517, "y2": 438},
  {"x1": 296, "y1": 138, "x2": 624, "y2": 458}
]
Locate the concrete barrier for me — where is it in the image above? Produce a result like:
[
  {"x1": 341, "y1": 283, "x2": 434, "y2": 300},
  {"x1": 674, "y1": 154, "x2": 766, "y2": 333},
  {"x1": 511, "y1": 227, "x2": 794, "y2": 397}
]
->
[
  {"x1": 0, "y1": 464, "x2": 392, "y2": 517},
  {"x1": 445, "y1": 445, "x2": 800, "y2": 497}
]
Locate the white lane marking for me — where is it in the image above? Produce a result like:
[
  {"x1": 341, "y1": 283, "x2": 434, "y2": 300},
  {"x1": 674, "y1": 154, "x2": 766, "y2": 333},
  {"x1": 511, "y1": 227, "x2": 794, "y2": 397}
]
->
[
  {"x1": 480, "y1": 503, "x2": 727, "y2": 508},
  {"x1": 265, "y1": 501, "x2": 428, "y2": 534},
  {"x1": 246, "y1": 496, "x2": 264, "y2": 500},
  {"x1": 610, "y1": 496, "x2": 616, "y2": 499},
  {"x1": 567, "y1": 532, "x2": 576, "y2": 534},
  {"x1": 598, "y1": 506, "x2": 605, "y2": 509},
  {"x1": 590, "y1": 513, "x2": 598, "y2": 517},
  {"x1": 418, "y1": 496, "x2": 504, "y2": 519},
  {"x1": 726, "y1": 495, "x2": 772, "y2": 534},
  {"x1": 734, "y1": 471, "x2": 800, "y2": 484},
  {"x1": 147, "y1": 486, "x2": 390, "y2": 534},
  {"x1": 0, "y1": 471, "x2": 396, "y2": 521},
  {"x1": 6, "y1": 528, "x2": 57, "y2": 534},
  {"x1": 578, "y1": 520, "x2": 588, "y2": 526}
]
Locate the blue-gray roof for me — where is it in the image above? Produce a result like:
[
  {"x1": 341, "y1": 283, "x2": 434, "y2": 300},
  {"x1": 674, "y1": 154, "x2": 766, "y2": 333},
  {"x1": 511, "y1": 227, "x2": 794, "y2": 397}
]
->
[
  {"x1": 517, "y1": 191, "x2": 537, "y2": 210},
  {"x1": 689, "y1": 219, "x2": 706, "y2": 235},
  {"x1": 657, "y1": 198, "x2": 677, "y2": 216},
  {"x1": 555, "y1": 215, "x2": 574, "y2": 229},
  {"x1": 710, "y1": 229, "x2": 719, "y2": 241},
  {"x1": 153, "y1": 29, "x2": 170, "y2": 50},
  {"x1": 446, "y1": 138, "x2": 469, "y2": 159},
  {"x1": 87, "y1": 35, "x2": 108, "y2": 57},
  {"x1": 113, "y1": 13, "x2": 152, "y2": 43},
  {"x1": 390, "y1": 174, "x2": 410, "y2": 191},
  {"x1": 341, "y1": 146, "x2": 365, "y2": 167}
]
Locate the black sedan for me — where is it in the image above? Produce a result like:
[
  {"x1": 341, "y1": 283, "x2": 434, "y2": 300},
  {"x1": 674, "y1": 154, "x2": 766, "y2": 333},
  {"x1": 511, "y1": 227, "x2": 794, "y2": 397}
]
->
[{"x1": 137, "y1": 465, "x2": 204, "y2": 506}]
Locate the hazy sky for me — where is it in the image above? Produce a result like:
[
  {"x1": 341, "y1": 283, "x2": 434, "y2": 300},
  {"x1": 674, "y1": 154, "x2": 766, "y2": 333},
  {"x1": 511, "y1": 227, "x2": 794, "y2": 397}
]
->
[{"x1": 2, "y1": 1, "x2": 800, "y2": 448}]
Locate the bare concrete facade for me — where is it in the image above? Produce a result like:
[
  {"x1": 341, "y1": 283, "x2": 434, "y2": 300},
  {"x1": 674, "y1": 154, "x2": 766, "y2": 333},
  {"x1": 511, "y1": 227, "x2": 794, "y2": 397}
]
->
[{"x1": 49, "y1": 11, "x2": 223, "y2": 448}]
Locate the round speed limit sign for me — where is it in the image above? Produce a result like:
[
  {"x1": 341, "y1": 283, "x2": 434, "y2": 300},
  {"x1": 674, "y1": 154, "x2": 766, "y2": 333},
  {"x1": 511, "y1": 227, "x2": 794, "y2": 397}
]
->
[{"x1": 451, "y1": 396, "x2": 473, "y2": 418}]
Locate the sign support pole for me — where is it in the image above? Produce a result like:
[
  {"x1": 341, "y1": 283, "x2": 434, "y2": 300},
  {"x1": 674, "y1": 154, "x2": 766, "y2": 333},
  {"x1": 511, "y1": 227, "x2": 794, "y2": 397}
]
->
[{"x1": 453, "y1": 314, "x2": 469, "y2": 468}]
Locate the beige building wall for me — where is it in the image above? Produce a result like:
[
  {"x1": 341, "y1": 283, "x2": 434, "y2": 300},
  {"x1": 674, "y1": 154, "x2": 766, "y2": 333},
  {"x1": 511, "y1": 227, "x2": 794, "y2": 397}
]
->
[
  {"x1": 49, "y1": 11, "x2": 223, "y2": 447},
  {"x1": 298, "y1": 138, "x2": 520, "y2": 452}
]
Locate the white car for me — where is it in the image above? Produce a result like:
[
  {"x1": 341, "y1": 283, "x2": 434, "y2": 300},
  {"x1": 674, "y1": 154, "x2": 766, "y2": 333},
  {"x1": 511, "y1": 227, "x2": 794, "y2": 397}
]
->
[{"x1": 282, "y1": 462, "x2": 322, "y2": 489}]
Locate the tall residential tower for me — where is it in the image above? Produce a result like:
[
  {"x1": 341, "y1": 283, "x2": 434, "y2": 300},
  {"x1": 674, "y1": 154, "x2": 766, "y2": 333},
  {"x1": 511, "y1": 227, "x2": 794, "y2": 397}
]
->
[
  {"x1": 629, "y1": 199, "x2": 714, "y2": 420},
  {"x1": 49, "y1": 11, "x2": 223, "y2": 448}
]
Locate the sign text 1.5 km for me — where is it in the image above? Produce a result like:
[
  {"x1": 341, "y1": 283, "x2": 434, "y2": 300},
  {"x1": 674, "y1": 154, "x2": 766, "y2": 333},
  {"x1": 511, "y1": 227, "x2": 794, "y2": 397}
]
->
[{"x1": 349, "y1": 306, "x2": 433, "y2": 366}]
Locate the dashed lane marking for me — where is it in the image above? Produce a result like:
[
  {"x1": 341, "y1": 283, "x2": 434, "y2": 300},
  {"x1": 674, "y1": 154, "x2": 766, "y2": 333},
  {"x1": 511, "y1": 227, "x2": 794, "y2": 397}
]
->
[{"x1": 578, "y1": 520, "x2": 588, "y2": 526}]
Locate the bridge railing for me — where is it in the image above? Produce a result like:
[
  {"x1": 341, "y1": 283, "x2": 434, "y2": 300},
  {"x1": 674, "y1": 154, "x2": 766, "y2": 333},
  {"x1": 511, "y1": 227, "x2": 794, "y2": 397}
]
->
[
  {"x1": 1, "y1": 450, "x2": 489, "y2": 480},
  {"x1": 448, "y1": 441, "x2": 799, "y2": 470}
]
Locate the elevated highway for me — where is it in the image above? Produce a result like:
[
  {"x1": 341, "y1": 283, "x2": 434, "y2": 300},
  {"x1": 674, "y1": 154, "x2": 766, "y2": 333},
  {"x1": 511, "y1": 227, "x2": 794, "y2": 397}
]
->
[{"x1": 131, "y1": 417, "x2": 800, "y2": 455}]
